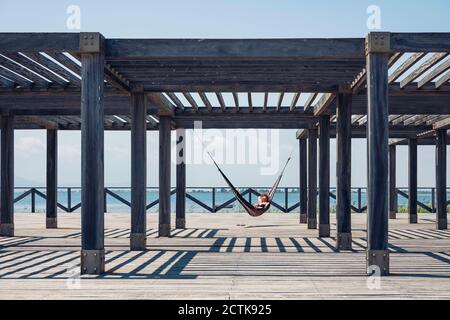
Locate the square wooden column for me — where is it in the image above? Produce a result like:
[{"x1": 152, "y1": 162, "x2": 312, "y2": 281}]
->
[
  {"x1": 307, "y1": 129, "x2": 318, "y2": 229},
  {"x1": 408, "y1": 138, "x2": 418, "y2": 224},
  {"x1": 0, "y1": 115, "x2": 15, "y2": 237},
  {"x1": 80, "y1": 33, "x2": 105, "y2": 275},
  {"x1": 176, "y1": 128, "x2": 186, "y2": 229},
  {"x1": 159, "y1": 116, "x2": 172, "y2": 237},
  {"x1": 130, "y1": 89, "x2": 147, "y2": 250},
  {"x1": 46, "y1": 129, "x2": 58, "y2": 229},
  {"x1": 436, "y1": 129, "x2": 447, "y2": 230},
  {"x1": 366, "y1": 32, "x2": 390, "y2": 276},
  {"x1": 388, "y1": 145, "x2": 397, "y2": 219},
  {"x1": 336, "y1": 92, "x2": 352, "y2": 250},
  {"x1": 298, "y1": 138, "x2": 308, "y2": 224},
  {"x1": 318, "y1": 116, "x2": 330, "y2": 237}
]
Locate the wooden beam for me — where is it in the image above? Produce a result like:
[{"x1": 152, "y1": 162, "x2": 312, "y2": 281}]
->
[
  {"x1": 130, "y1": 91, "x2": 147, "y2": 250},
  {"x1": 165, "y1": 93, "x2": 184, "y2": 110},
  {"x1": 0, "y1": 115, "x2": 14, "y2": 236},
  {"x1": 17, "y1": 115, "x2": 58, "y2": 129},
  {"x1": 296, "y1": 128, "x2": 308, "y2": 139},
  {"x1": 216, "y1": 92, "x2": 226, "y2": 111},
  {"x1": 104, "y1": 63, "x2": 130, "y2": 92},
  {"x1": 433, "y1": 117, "x2": 450, "y2": 130},
  {"x1": 0, "y1": 74, "x2": 15, "y2": 88},
  {"x1": 400, "y1": 53, "x2": 448, "y2": 88},
  {"x1": 390, "y1": 33, "x2": 450, "y2": 53},
  {"x1": 232, "y1": 92, "x2": 239, "y2": 111},
  {"x1": 198, "y1": 92, "x2": 212, "y2": 112},
  {"x1": 0, "y1": 64, "x2": 33, "y2": 88},
  {"x1": 182, "y1": 92, "x2": 199, "y2": 112},
  {"x1": 388, "y1": 52, "x2": 426, "y2": 84},
  {"x1": 247, "y1": 92, "x2": 253, "y2": 112},
  {"x1": 3, "y1": 53, "x2": 69, "y2": 88},
  {"x1": 336, "y1": 93, "x2": 352, "y2": 250},
  {"x1": 0, "y1": 33, "x2": 80, "y2": 52},
  {"x1": 352, "y1": 52, "x2": 403, "y2": 94},
  {"x1": 408, "y1": 138, "x2": 418, "y2": 224},
  {"x1": 176, "y1": 128, "x2": 186, "y2": 229},
  {"x1": 46, "y1": 129, "x2": 58, "y2": 229},
  {"x1": 105, "y1": 38, "x2": 365, "y2": 60},
  {"x1": 290, "y1": 92, "x2": 300, "y2": 112},
  {"x1": 366, "y1": 33, "x2": 390, "y2": 275},
  {"x1": 313, "y1": 93, "x2": 335, "y2": 116},
  {"x1": 277, "y1": 92, "x2": 284, "y2": 111},
  {"x1": 159, "y1": 116, "x2": 172, "y2": 237},
  {"x1": 307, "y1": 129, "x2": 318, "y2": 230},
  {"x1": 148, "y1": 92, "x2": 175, "y2": 116},
  {"x1": 80, "y1": 48, "x2": 105, "y2": 275},
  {"x1": 435, "y1": 129, "x2": 447, "y2": 230},
  {"x1": 303, "y1": 93, "x2": 317, "y2": 112},
  {"x1": 388, "y1": 145, "x2": 397, "y2": 219},
  {"x1": 318, "y1": 115, "x2": 330, "y2": 237},
  {"x1": 25, "y1": 52, "x2": 81, "y2": 87},
  {"x1": 435, "y1": 70, "x2": 450, "y2": 89},
  {"x1": 298, "y1": 137, "x2": 307, "y2": 224},
  {"x1": 417, "y1": 59, "x2": 450, "y2": 89},
  {"x1": 263, "y1": 92, "x2": 268, "y2": 112}
]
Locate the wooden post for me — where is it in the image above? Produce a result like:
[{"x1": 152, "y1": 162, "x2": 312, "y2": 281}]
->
[
  {"x1": 176, "y1": 128, "x2": 186, "y2": 229},
  {"x1": 336, "y1": 92, "x2": 352, "y2": 250},
  {"x1": 130, "y1": 89, "x2": 147, "y2": 250},
  {"x1": 0, "y1": 115, "x2": 14, "y2": 237},
  {"x1": 46, "y1": 129, "x2": 58, "y2": 229},
  {"x1": 388, "y1": 145, "x2": 397, "y2": 219},
  {"x1": 299, "y1": 138, "x2": 308, "y2": 223},
  {"x1": 159, "y1": 116, "x2": 172, "y2": 237},
  {"x1": 80, "y1": 33, "x2": 105, "y2": 275},
  {"x1": 436, "y1": 129, "x2": 447, "y2": 230},
  {"x1": 366, "y1": 32, "x2": 390, "y2": 276},
  {"x1": 318, "y1": 116, "x2": 330, "y2": 237},
  {"x1": 307, "y1": 129, "x2": 318, "y2": 229},
  {"x1": 408, "y1": 138, "x2": 418, "y2": 224}
]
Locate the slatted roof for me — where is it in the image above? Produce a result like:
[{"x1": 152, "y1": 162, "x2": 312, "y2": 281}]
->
[{"x1": 0, "y1": 32, "x2": 449, "y2": 138}]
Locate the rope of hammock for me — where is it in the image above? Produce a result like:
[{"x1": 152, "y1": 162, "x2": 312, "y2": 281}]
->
[{"x1": 193, "y1": 129, "x2": 292, "y2": 217}]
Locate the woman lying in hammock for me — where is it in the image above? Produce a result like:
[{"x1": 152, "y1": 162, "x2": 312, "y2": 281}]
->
[{"x1": 255, "y1": 193, "x2": 271, "y2": 210}]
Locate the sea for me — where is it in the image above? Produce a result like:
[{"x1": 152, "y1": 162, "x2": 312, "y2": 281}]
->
[{"x1": 13, "y1": 187, "x2": 447, "y2": 213}]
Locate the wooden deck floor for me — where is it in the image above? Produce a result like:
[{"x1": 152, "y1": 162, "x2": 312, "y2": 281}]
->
[{"x1": 0, "y1": 212, "x2": 449, "y2": 299}]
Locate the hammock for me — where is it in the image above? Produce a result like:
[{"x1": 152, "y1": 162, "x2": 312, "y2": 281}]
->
[{"x1": 208, "y1": 152, "x2": 291, "y2": 217}]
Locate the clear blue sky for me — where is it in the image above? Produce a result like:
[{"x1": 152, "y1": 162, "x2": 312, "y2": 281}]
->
[{"x1": 1, "y1": 0, "x2": 449, "y2": 187}]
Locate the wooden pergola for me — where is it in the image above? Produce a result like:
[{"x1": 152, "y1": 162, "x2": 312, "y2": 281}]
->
[{"x1": 0, "y1": 32, "x2": 449, "y2": 276}]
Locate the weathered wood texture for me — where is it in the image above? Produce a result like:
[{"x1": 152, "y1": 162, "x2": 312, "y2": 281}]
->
[
  {"x1": 80, "y1": 51, "x2": 105, "y2": 274},
  {"x1": 408, "y1": 138, "x2": 418, "y2": 224},
  {"x1": 0, "y1": 115, "x2": 14, "y2": 236},
  {"x1": 176, "y1": 129, "x2": 187, "y2": 229},
  {"x1": 366, "y1": 48, "x2": 389, "y2": 275},
  {"x1": 299, "y1": 138, "x2": 307, "y2": 224},
  {"x1": 389, "y1": 145, "x2": 397, "y2": 219},
  {"x1": 435, "y1": 129, "x2": 447, "y2": 230},
  {"x1": 159, "y1": 116, "x2": 172, "y2": 237},
  {"x1": 0, "y1": 212, "x2": 450, "y2": 299},
  {"x1": 130, "y1": 91, "x2": 147, "y2": 250},
  {"x1": 46, "y1": 129, "x2": 58, "y2": 229},
  {"x1": 307, "y1": 129, "x2": 318, "y2": 229},
  {"x1": 318, "y1": 116, "x2": 330, "y2": 237},
  {"x1": 336, "y1": 94, "x2": 352, "y2": 249}
]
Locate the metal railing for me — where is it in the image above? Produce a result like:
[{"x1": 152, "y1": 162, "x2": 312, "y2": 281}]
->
[{"x1": 13, "y1": 186, "x2": 450, "y2": 213}]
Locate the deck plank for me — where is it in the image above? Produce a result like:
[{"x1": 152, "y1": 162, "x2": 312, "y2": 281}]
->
[{"x1": 0, "y1": 212, "x2": 449, "y2": 299}]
